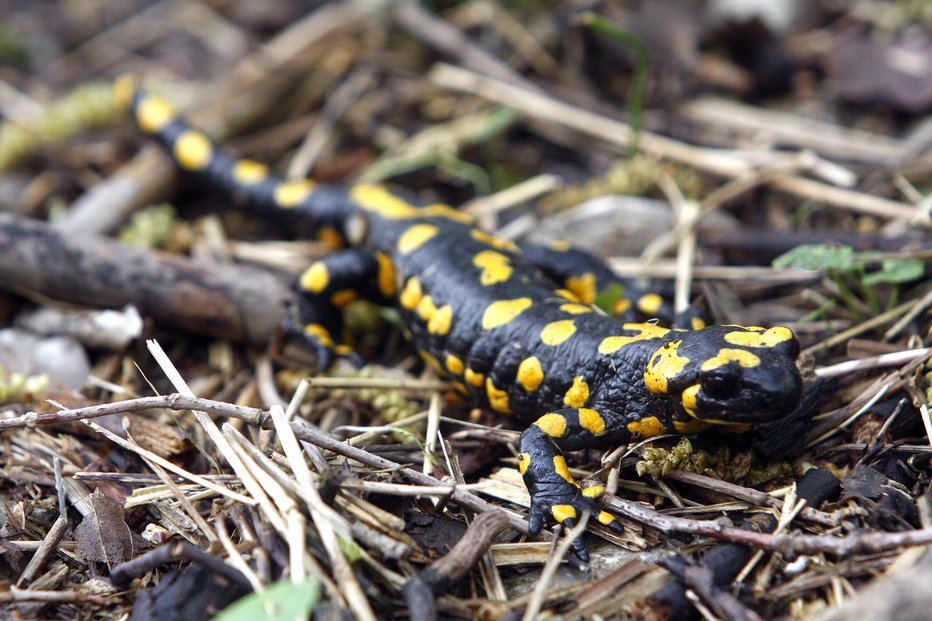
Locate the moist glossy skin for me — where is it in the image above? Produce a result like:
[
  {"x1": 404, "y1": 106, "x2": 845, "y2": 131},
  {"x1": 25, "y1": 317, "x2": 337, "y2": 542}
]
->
[{"x1": 118, "y1": 78, "x2": 804, "y2": 554}]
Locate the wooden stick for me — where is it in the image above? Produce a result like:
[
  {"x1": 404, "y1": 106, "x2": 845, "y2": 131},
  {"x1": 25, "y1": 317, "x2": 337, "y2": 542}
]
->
[
  {"x1": 15, "y1": 516, "x2": 69, "y2": 588},
  {"x1": 602, "y1": 494, "x2": 932, "y2": 559},
  {"x1": 402, "y1": 510, "x2": 510, "y2": 621},
  {"x1": 110, "y1": 541, "x2": 251, "y2": 589},
  {"x1": 0, "y1": 213, "x2": 289, "y2": 347}
]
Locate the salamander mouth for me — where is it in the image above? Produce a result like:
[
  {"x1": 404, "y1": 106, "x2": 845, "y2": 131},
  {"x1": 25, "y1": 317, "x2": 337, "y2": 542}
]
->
[
  {"x1": 681, "y1": 376, "x2": 802, "y2": 424},
  {"x1": 686, "y1": 388, "x2": 793, "y2": 423}
]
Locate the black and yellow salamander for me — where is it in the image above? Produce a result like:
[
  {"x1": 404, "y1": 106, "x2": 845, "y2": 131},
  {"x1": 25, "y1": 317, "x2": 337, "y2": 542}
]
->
[{"x1": 115, "y1": 77, "x2": 803, "y2": 556}]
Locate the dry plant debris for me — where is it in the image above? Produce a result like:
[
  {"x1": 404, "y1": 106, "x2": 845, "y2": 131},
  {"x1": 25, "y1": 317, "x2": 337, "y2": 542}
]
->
[{"x1": 0, "y1": 1, "x2": 931, "y2": 620}]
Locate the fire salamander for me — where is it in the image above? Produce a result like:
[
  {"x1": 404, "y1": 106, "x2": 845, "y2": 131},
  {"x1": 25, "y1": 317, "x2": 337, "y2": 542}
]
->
[{"x1": 115, "y1": 78, "x2": 803, "y2": 559}]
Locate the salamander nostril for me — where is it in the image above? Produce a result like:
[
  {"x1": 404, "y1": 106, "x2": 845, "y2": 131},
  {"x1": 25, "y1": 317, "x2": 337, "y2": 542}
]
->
[{"x1": 701, "y1": 364, "x2": 740, "y2": 400}]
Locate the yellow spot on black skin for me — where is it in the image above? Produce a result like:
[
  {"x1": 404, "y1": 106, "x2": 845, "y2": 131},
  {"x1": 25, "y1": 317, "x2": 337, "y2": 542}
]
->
[
  {"x1": 445, "y1": 354, "x2": 464, "y2": 375},
  {"x1": 331, "y1": 289, "x2": 357, "y2": 308},
  {"x1": 627, "y1": 416, "x2": 666, "y2": 437},
  {"x1": 304, "y1": 324, "x2": 333, "y2": 347},
  {"x1": 637, "y1": 293, "x2": 663, "y2": 316},
  {"x1": 136, "y1": 97, "x2": 176, "y2": 134},
  {"x1": 681, "y1": 384, "x2": 700, "y2": 418},
  {"x1": 597, "y1": 511, "x2": 616, "y2": 526},
  {"x1": 485, "y1": 378, "x2": 511, "y2": 414},
  {"x1": 724, "y1": 326, "x2": 794, "y2": 348},
  {"x1": 611, "y1": 298, "x2": 632, "y2": 316},
  {"x1": 398, "y1": 224, "x2": 439, "y2": 255},
  {"x1": 274, "y1": 180, "x2": 316, "y2": 208},
  {"x1": 565, "y1": 272, "x2": 597, "y2": 305},
  {"x1": 482, "y1": 298, "x2": 532, "y2": 330},
  {"x1": 598, "y1": 323, "x2": 670, "y2": 355},
  {"x1": 471, "y1": 229, "x2": 519, "y2": 253},
  {"x1": 691, "y1": 316, "x2": 707, "y2": 330},
  {"x1": 701, "y1": 348, "x2": 761, "y2": 371},
  {"x1": 554, "y1": 289, "x2": 580, "y2": 302},
  {"x1": 549, "y1": 240, "x2": 570, "y2": 251},
  {"x1": 399, "y1": 277, "x2": 422, "y2": 310},
  {"x1": 563, "y1": 376, "x2": 590, "y2": 408},
  {"x1": 420, "y1": 350, "x2": 442, "y2": 372},
  {"x1": 540, "y1": 320, "x2": 576, "y2": 346},
  {"x1": 231, "y1": 159, "x2": 268, "y2": 184},
  {"x1": 553, "y1": 456, "x2": 578, "y2": 486},
  {"x1": 300, "y1": 262, "x2": 329, "y2": 294},
  {"x1": 578, "y1": 408, "x2": 605, "y2": 434},
  {"x1": 673, "y1": 419, "x2": 709, "y2": 434},
  {"x1": 416, "y1": 295, "x2": 437, "y2": 322},
  {"x1": 517, "y1": 356, "x2": 544, "y2": 391},
  {"x1": 318, "y1": 227, "x2": 344, "y2": 248},
  {"x1": 174, "y1": 131, "x2": 213, "y2": 170},
  {"x1": 427, "y1": 305, "x2": 453, "y2": 336},
  {"x1": 551, "y1": 504, "x2": 576, "y2": 523},
  {"x1": 351, "y1": 184, "x2": 473, "y2": 223},
  {"x1": 351, "y1": 184, "x2": 421, "y2": 219},
  {"x1": 582, "y1": 485, "x2": 605, "y2": 499},
  {"x1": 535, "y1": 413, "x2": 567, "y2": 437},
  {"x1": 472, "y1": 250, "x2": 513, "y2": 285},
  {"x1": 375, "y1": 252, "x2": 396, "y2": 297},
  {"x1": 518, "y1": 452, "x2": 531, "y2": 474},
  {"x1": 644, "y1": 340, "x2": 690, "y2": 394},
  {"x1": 465, "y1": 368, "x2": 484, "y2": 387},
  {"x1": 560, "y1": 303, "x2": 592, "y2": 315}
]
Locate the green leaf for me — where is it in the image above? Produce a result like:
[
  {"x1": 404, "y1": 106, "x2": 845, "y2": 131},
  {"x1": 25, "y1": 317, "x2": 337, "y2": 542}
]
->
[
  {"x1": 862, "y1": 259, "x2": 926, "y2": 286},
  {"x1": 338, "y1": 536, "x2": 362, "y2": 564},
  {"x1": 214, "y1": 579, "x2": 320, "y2": 621},
  {"x1": 773, "y1": 244, "x2": 856, "y2": 272},
  {"x1": 593, "y1": 283, "x2": 626, "y2": 313}
]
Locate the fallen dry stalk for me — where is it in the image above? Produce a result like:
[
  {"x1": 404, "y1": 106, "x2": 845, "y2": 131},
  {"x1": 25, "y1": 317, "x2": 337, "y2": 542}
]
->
[
  {"x1": 3, "y1": 394, "x2": 542, "y2": 539},
  {"x1": 15, "y1": 516, "x2": 69, "y2": 587},
  {"x1": 110, "y1": 540, "x2": 251, "y2": 589},
  {"x1": 602, "y1": 494, "x2": 932, "y2": 559},
  {"x1": 267, "y1": 405, "x2": 377, "y2": 621},
  {"x1": 430, "y1": 63, "x2": 929, "y2": 226},
  {"x1": 523, "y1": 514, "x2": 591, "y2": 621},
  {"x1": 79, "y1": 419, "x2": 253, "y2": 505}
]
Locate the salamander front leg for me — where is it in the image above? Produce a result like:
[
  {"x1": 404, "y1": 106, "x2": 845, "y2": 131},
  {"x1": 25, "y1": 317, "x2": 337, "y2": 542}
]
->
[
  {"x1": 287, "y1": 248, "x2": 396, "y2": 370},
  {"x1": 518, "y1": 407, "x2": 623, "y2": 560}
]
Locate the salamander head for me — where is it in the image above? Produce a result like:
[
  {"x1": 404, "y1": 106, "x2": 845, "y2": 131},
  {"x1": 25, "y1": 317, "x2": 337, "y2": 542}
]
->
[{"x1": 643, "y1": 325, "x2": 802, "y2": 424}]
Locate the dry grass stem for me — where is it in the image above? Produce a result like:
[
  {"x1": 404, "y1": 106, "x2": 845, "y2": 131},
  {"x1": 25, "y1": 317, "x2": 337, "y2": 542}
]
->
[
  {"x1": 137, "y1": 452, "x2": 220, "y2": 545},
  {"x1": 522, "y1": 514, "x2": 590, "y2": 621},
  {"x1": 268, "y1": 405, "x2": 377, "y2": 621},
  {"x1": 81, "y1": 419, "x2": 252, "y2": 504},
  {"x1": 430, "y1": 63, "x2": 928, "y2": 225},
  {"x1": 802, "y1": 299, "x2": 922, "y2": 356}
]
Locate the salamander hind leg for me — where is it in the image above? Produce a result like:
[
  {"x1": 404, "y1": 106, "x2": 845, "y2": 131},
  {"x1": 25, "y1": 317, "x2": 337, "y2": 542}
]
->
[
  {"x1": 288, "y1": 248, "x2": 395, "y2": 370},
  {"x1": 519, "y1": 241, "x2": 685, "y2": 325},
  {"x1": 518, "y1": 407, "x2": 624, "y2": 559}
]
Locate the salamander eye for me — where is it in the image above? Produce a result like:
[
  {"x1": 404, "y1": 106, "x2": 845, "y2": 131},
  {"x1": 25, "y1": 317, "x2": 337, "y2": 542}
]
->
[{"x1": 701, "y1": 364, "x2": 740, "y2": 400}]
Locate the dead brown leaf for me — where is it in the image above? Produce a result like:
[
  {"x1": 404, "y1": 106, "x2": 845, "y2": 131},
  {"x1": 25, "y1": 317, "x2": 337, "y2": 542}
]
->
[{"x1": 74, "y1": 488, "x2": 144, "y2": 568}]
